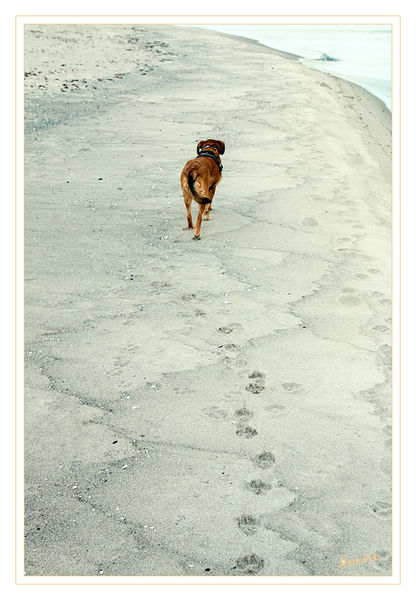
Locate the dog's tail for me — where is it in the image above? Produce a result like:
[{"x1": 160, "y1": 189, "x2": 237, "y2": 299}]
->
[{"x1": 187, "y1": 172, "x2": 211, "y2": 205}]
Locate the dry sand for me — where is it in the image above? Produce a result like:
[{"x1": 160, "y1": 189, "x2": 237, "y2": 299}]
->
[{"x1": 24, "y1": 25, "x2": 392, "y2": 577}]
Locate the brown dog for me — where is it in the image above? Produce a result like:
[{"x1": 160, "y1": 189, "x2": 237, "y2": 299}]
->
[{"x1": 180, "y1": 139, "x2": 225, "y2": 239}]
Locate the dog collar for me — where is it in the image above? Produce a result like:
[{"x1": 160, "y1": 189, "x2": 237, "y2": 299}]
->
[{"x1": 197, "y1": 150, "x2": 223, "y2": 172}]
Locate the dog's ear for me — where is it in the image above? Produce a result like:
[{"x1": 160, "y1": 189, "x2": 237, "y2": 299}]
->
[
  {"x1": 197, "y1": 140, "x2": 205, "y2": 155},
  {"x1": 218, "y1": 140, "x2": 225, "y2": 155}
]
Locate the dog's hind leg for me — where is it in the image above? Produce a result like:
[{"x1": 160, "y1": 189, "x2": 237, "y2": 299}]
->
[
  {"x1": 181, "y1": 184, "x2": 194, "y2": 229},
  {"x1": 203, "y1": 204, "x2": 212, "y2": 220},
  {"x1": 193, "y1": 203, "x2": 206, "y2": 240},
  {"x1": 185, "y1": 201, "x2": 193, "y2": 229}
]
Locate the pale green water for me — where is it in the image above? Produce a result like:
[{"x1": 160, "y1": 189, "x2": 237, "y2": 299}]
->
[{"x1": 200, "y1": 25, "x2": 391, "y2": 110}]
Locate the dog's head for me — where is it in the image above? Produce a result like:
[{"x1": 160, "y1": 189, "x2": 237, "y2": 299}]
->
[{"x1": 197, "y1": 139, "x2": 225, "y2": 156}]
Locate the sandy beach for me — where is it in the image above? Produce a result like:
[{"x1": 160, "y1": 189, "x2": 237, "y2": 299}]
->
[{"x1": 24, "y1": 25, "x2": 392, "y2": 577}]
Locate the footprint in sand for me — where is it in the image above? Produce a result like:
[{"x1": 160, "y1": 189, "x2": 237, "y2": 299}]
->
[
  {"x1": 219, "y1": 323, "x2": 242, "y2": 334},
  {"x1": 370, "y1": 501, "x2": 391, "y2": 519},
  {"x1": 236, "y1": 425, "x2": 257, "y2": 438},
  {"x1": 235, "y1": 554, "x2": 264, "y2": 574},
  {"x1": 245, "y1": 381, "x2": 265, "y2": 394},
  {"x1": 202, "y1": 406, "x2": 228, "y2": 420},
  {"x1": 246, "y1": 479, "x2": 272, "y2": 495},
  {"x1": 236, "y1": 515, "x2": 259, "y2": 536},
  {"x1": 181, "y1": 292, "x2": 196, "y2": 301},
  {"x1": 282, "y1": 382, "x2": 303, "y2": 394},
  {"x1": 339, "y1": 295, "x2": 360, "y2": 306},
  {"x1": 218, "y1": 325, "x2": 232, "y2": 334},
  {"x1": 223, "y1": 343, "x2": 239, "y2": 352},
  {"x1": 149, "y1": 281, "x2": 171, "y2": 294},
  {"x1": 372, "y1": 324, "x2": 389, "y2": 332},
  {"x1": 234, "y1": 407, "x2": 253, "y2": 421},
  {"x1": 245, "y1": 371, "x2": 266, "y2": 394},
  {"x1": 253, "y1": 451, "x2": 276, "y2": 469},
  {"x1": 218, "y1": 326, "x2": 233, "y2": 334}
]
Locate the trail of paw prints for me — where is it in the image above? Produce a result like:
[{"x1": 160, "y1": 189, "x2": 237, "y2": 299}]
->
[
  {"x1": 232, "y1": 387, "x2": 263, "y2": 565},
  {"x1": 234, "y1": 405, "x2": 257, "y2": 438},
  {"x1": 236, "y1": 372, "x2": 263, "y2": 435},
  {"x1": 245, "y1": 371, "x2": 265, "y2": 394},
  {"x1": 217, "y1": 326, "x2": 242, "y2": 365},
  {"x1": 231, "y1": 451, "x2": 277, "y2": 568},
  {"x1": 232, "y1": 371, "x2": 276, "y2": 572}
]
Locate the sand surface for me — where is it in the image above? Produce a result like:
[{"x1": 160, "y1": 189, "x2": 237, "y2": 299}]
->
[{"x1": 24, "y1": 25, "x2": 392, "y2": 577}]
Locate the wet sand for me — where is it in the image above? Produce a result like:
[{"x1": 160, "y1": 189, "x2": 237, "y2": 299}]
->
[{"x1": 24, "y1": 25, "x2": 392, "y2": 577}]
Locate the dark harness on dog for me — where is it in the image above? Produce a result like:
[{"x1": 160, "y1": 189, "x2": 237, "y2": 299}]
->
[{"x1": 197, "y1": 150, "x2": 223, "y2": 172}]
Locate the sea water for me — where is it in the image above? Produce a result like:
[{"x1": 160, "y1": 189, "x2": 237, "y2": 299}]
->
[{"x1": 199, "y1": 25, "x2": 391, "y2": 110}]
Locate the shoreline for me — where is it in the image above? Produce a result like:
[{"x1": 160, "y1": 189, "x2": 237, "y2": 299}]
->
[
  {"x1": 24, "y1": 24, "x2": 392, "y2": 577},
  {"x1": 193, "y1": 25, "x2": 391, "y2": 112}
]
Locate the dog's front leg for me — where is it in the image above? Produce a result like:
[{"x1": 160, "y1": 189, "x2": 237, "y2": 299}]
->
[{"x1": 193, "y1": 203, "x2": 205, "y2": 240}]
